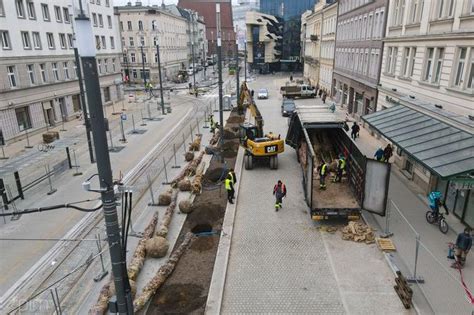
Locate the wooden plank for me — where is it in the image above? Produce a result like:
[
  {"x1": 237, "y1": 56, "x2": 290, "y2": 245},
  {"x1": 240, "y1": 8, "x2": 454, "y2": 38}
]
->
[{"x1": 376, "y1": 238, "x2": 396, "y2": 251}]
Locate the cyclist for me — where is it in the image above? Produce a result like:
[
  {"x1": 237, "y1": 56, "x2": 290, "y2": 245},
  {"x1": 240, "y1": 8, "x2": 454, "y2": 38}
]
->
[{"x1": 428, "y1": 191, "x2": 443, "y2": 220}]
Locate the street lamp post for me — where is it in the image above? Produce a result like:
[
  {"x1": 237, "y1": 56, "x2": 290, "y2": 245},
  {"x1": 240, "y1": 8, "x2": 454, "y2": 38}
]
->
[
  {"x1": 140, "y1": 45, "x2": 147, "y2": 88},
  {"x1": 74, "y1": 1, "x2": 133, "y2": 313},
  {"x1": 216, "y1": 3, "x2": 224, "y2": 160},
  {"x1": 235, "y1": 36, "x2": 239, "y2": 98},
  {"x1": 191, "y1": 13, "x2": 196, "y2": 94},
  {"x1": 244, "y1": 39, "x2": 247, "y2": 82},
  {"x1": 156, "y1": 44, "x2": 165, "y2": 115}
]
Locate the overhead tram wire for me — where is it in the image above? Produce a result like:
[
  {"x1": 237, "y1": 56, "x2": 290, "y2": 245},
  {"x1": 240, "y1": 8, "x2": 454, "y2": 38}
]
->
[{"x1": 0, "y1": 198, "x2": 103, "y2": 217}]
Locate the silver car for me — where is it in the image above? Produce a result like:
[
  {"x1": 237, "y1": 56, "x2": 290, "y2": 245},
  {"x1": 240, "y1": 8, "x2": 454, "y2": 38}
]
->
[{"x1": 257, "y1": 88, "x2": 269, "y2": 99}]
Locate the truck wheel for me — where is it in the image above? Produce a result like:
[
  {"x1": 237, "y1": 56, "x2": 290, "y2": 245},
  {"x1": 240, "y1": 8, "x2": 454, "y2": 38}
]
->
[
  {"x1": 269, "y1": 156, "x2": 274, "y2": 169},
  {"x1": 274, "y1": 156, "x2": 278, "y2": 169},
  {"x1": 245, "y1": 155, "x2": 253, "y2": 170}
]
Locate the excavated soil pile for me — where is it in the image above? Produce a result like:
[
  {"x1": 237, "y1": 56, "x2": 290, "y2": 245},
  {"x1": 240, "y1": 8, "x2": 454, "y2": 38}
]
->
[{"x1": 151, "y1": 284, "x2": 206, "y2": 314}]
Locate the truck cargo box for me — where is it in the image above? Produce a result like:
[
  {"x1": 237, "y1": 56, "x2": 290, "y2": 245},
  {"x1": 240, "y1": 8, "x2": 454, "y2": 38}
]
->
[{"x1": 286, "y1": 105, "x2": 390, "y2": 220}]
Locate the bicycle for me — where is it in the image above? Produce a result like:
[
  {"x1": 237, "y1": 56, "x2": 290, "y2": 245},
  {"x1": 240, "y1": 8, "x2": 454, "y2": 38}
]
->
[{"x1": 425, "y1": 209, "x2": 449, "y2": 234}]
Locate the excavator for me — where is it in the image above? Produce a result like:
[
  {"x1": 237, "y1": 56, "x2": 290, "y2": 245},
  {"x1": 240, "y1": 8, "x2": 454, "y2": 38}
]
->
[{"x1": 237, "y1": 82, "x2": 284, "y2": 170}]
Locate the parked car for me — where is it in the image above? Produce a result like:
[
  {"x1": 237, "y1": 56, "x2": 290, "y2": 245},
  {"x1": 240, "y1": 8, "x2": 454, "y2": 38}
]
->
[
  {"x1": 281, "y1": 99, "x2": 296, "y2": 117},
  {"x1": 257, "y1": 88, "x2": 269, "y2": 99}
]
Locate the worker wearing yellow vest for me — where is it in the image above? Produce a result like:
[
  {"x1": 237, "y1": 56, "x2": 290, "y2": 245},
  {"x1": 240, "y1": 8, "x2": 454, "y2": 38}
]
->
[
  {"x1": 334, "y1": 155, "x2": 346, "y2": 183},
  {"x1": 273, "y1": 180, "x2": 287, "y2": 211},
  {"x1": 318, "y1": 161, "x2": 328, "y2": 190},
  {"x1": 225, "y1": 174, "x2": 235, "y2": 204}
]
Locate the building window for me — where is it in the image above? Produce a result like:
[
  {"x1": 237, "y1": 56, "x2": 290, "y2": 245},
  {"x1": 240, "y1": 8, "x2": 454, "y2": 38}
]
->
[
  {"x1": 63, "y1": 61, "x2": 69, "y2": 79},
  {"x1": 95, "y1": 35, "x2": 100, "y2": 49},
  {"x1": 39, "y1": 63, "x2": 47, "y2": 83},
  {"x1": 423, "y1": 47, "x2": 444, "y2": 84},
  {"x1": 41, "y1": 3, "x2": 50, "y2": 21},
  {"x1": 436, "y1": 0, "x2": 455, "y2": 19},
  {"x1": 140, "y1": 36, "x2": 145, "y2": 46},
  {"x1": 46, "y1": 32, "x2": 55, "y2": 49},
  {"x1": 96, "y1": 0, "x2": 100, "y2": 4},
  {"x1": 120, "y1": 21, "x2": 123, "y2": 31},
  {"x1": 104, "y1": 87, "x2": 111, "y2": 102},
  {"x1": 63, "y1": 7, "x2": 70, "y2": 23},
  {"x1": 16, "y1": 107, "x2": 32, "y2": 131},
  {"x1": 106, "y1": 0, "x2": 110, "y2": 7},
  {"x1": 452, "y1": 47, "x2": 474, "y2": 91},
  {"x1": 130, "y1": 53, "x2": 136, "y2": 62},
  {"x1": 27, "y1": 64, "x2": 36, "y2": 84},
  {"x1": 1, "y1": 30, "x2": 11, "y2": 50},
  {"x1": 67, "y1": 34, "x2": 73, "y2": 48},
  {"x1": 401, "y1": 47, "x2": 416, "y2": 78},
  {"x1": 392, "y1": 0, "x2": 406, "y2": 26},
  {"x1": 107, "y1": 15, "x2": 112, "y2": 28},
  {"x1": 385, "y1": 47, "x2": 398, "y2": 75},
  {"x1": 101, "y1": 35, "x2": 106, "y2": 49},
  {"x1": 142, "y1": 53, "x2": 147, "y2": 63},
  {"x1": 98, "y1": 14, "x2": 103, "y2": 28},
  {"x1": 152, "y1": 20, "x2": 157, "y2": 30},
  {"x1": 112, "y1": 58, "x2": 116, "y2": 72},
  {"x1": 32, "y1": 32, "x2": 42, "y2": 49},
  {"x1": 104, "y1": 58, "x2": 108, "y2": 73},
  {"x1": 409, "y1": 0, "x2": 423, "y2": 23},
  {"x1": 54, "y1": 5, "x2": 62, "y2": 22},
  {"x1": 27, "y1": 0, "x2": 36, "y2": 19},
  {"x1": 92, "y1": 13, "x2": 97, "y2": 26},
  {"x1": 129, "y1": 37, "x2": 134, "y2": 47},
  {"x1": 471, "y1": 0, "x2": 474, "y2": 14},
  {"x1": 110, "y1": 36, "x2": 115, "y2": 49},
  {"x1": 52, "y1": 62, "x2": 59, "y2": 80},
  {"x1": 8, "y1": 65, "x2": 18, "y2": 87},
  {"x1": 21, "y1": 31, "x2": 31, "y2": 49},
  {"x1": 138, "y1": 20, "x2": 143, "y2": 31},
  {"x1": 59, "y1": 33, "x2": 67, "y2": 49},
  {"x1": 127, "y1": 21, "x2": 132, "y2": 31},
  {"x1": 0, "y1": 0, "x2": 4, "y2": 17},
  {"x1": 16, "y1": 0, "x2": 25, "y2": 18}
]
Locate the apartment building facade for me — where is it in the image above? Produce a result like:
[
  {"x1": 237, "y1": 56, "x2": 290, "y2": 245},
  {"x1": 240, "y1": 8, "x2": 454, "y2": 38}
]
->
[
  {"x1": 334, "y1": 0, "x2": 389, "y2": 117},
  {"x1": 0, "y1": 0, "x2": 123, "y2": 143},
  {"x1": 301, "y1": 7, "x2": 322, "y2": 87},
  {"x1": 117, "y1": 3, "x2": 188, "y2": 84},
  {"x1": 301, "y1": 0, "x2": 337, "y2": 92},
  {"x1": 371, "y1": 0, "x2": 474, "y2": 226},
  {"x1": 319, "y1": 1, "x2": 338, "y2": 94}
]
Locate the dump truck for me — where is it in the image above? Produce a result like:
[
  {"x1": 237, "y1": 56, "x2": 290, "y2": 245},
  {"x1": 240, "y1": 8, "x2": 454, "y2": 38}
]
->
[
  {"x1": 280, "y1": 83, "x2": 316, "y2": 99},
  {"x1": 286, "y1": 105, "x2": 390, "y2": 220}
]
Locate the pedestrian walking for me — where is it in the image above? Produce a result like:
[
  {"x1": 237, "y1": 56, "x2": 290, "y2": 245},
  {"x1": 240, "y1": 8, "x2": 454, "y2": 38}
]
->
[
  {"x1": 374, "y1": 147, "x2": 384, "y2": 161},
  {"x1": 318, "y1": 89, "x2": 323, "y2": 98},
  {"x1": 452, "y1": 228, "x2": 472, "y2": 268},
  {"x1": 290, "y1": 75, "x2": 293, "y2": 82},
  {"x1": 383, "y1": 144, "x2": 393, "y2": 162},
  {"x1": 351, "y1": 122, "x2": 360, "y2": 140},
  {"x1": 333, "y1": 155, "x2": 346, "y2": 183},
  {"x1": 317, "y1": 161, "x2": 328, "y2": 190},
  {"x1": 225, "y1": 174, "x2": 235, "y2": 204},
  {"x1": 273, "y1": 180, "x2": 287, "y2": 211}
]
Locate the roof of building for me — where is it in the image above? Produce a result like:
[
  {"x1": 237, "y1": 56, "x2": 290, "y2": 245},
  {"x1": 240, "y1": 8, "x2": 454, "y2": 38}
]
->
[
  {"x1": 296, "y1": 105, "x2": 345, "y2": 129},
  {"x1": 362, "y1": 105, "x2": 474, "y2": 179}
]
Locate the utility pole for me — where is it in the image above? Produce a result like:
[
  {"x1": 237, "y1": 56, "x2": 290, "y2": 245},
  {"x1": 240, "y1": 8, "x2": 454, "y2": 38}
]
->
[
  {"x1": 244, "y1": 39, "x2": 247, "y2": 82},
  {"x1": 74, "y1": 2, "x2": 133, "y2": 314},
  {"x1": 203, "y1": 42, "x2": 206, "y2": 80},
  {"x1": 71, "y1": 14, "x2": 95, "y2": 164},
  {"x1": 235, "y1": 36, "x2": 239, "y2": 98},
  {"x1": 216, "y1": 3, "x2": 224, "y2": 160},
  {"x1": 123, "y1": 51, "x2": 130, "y2": 86},
  {"x1": 140, "y1": 45, "x2": 147, "y2": 88},
  {"x1": 191, "y1": 13, "x2": 196, "y2": 94},
  {"x1": 156, "y1": 44, "x2": 165, "y2": 115}
]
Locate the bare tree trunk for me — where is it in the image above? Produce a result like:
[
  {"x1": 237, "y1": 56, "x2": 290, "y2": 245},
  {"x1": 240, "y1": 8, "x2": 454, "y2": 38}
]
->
[
  {"x1": 156, "y1": 189, "x2": 178, "y2": 238},
  {"x1": 192, "y1": 162, "x2": 206, "y2": 195},
  {"x1": 133, "y1": 232, "x2": 197, "y2": 312}
]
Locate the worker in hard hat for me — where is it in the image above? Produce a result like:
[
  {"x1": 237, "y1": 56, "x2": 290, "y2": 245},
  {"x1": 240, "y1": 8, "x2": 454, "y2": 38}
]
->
[
  {"x1": 318, "y1": 161, "x2": 328, "y2": 190},
  {"x1": 225, "y1": 173, "x2": 234, "y2": 204},
  {"x1": 334, "y1": 155, "x2": 346, "y2": 183}
]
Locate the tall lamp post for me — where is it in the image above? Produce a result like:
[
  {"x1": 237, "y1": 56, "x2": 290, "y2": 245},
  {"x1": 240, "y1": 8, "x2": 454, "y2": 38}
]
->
[
  {"x1": 70, "y1": 11, "x2": 95, "y2": 164},
  {"x1": 191, "y1": 13, "x2": 196, "y2": 93},
  {"x1": 140, "y1": 45, "x2": 147, "y2": 88},
  {"x1": 74, "y1": 1, "x2": 133, "y2": 313},
  {"x1": 244, "y1": 38, "x2": 247, "y2": 82},
  {"x1": 156, "y1": 44, "x2": 165, "y2": 115},
  {"x1": 216, "y1": 3, "x2": 224, "y2": 159}
]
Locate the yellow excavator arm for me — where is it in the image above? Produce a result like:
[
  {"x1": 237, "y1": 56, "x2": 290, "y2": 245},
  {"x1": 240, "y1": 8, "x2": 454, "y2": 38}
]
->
[{"x1": 238, "y1": 82, "x2": 264, "y2": 137}]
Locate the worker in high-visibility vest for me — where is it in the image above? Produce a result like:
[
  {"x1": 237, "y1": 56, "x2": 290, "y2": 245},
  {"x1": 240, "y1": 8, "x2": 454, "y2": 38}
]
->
[
  {"x1": 228, "y1": 168, "x2": 237, "y2": 185},
  {"x1": 318, "y1": 161, "x2": 328, "y2": 190},
  {"x1": 334, "y1": 155, "x2": 346, "y2": 183},
  {"x1": 225, "y1": 174, "x2": 234, "y2": 204}
]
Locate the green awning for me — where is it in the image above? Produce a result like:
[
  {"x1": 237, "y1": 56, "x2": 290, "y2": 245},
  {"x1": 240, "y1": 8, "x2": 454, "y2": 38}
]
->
[{"x1": 362, "y1": 105, "x2": 474, "y2": 179}]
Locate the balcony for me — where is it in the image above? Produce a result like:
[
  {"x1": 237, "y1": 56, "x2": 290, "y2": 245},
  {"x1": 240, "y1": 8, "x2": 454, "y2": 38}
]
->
[{"x1": 310, "y1": 35, "x2": 319, "y2": 42}]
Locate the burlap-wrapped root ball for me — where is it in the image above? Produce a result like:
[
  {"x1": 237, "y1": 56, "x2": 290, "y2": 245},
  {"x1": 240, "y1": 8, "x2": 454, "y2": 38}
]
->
[
  {"x1": 179, "y1": 200, "x2": 193, "y2": 214},
  {"x1": 145, "y1": 236, "x2": 170, "y2": 258},
  {"x1": 178, "y1": 178, "x2": 191, "y2": 191},
  {"x1": 110, "y1": 279, "x2": 137, "y2": 299},
  {"x1": 185, "y1": 151, "x2": 194, "y2": 162},
  {"x1": 158, "y1": 189, "x2": 172, "y2": 206},
  {"x1": 156, "y1": 227, "x2": 168, "y2": 238}
]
